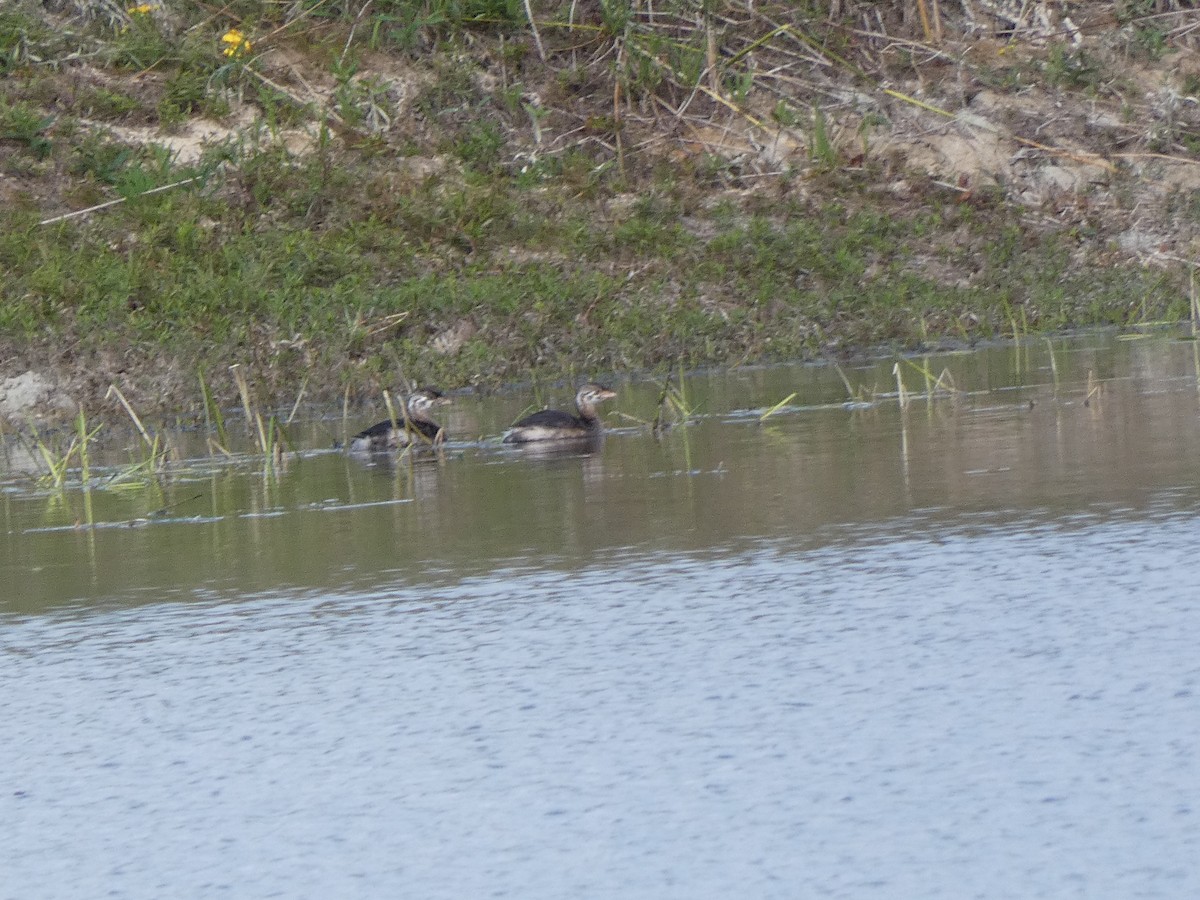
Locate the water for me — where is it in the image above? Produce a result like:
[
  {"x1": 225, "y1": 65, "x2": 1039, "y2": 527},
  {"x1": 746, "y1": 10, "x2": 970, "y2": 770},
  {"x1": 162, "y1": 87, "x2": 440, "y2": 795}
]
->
[{"x1": 4, "y1": 332, "x2": 1200, "y2": 898}]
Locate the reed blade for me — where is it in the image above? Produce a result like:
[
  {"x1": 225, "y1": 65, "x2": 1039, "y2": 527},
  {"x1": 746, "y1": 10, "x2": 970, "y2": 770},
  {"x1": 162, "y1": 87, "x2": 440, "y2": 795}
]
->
[
  {"x1": 759, "y1": 392, "x2": 797, "y2": 422},
  {"x1": 199, "y1": 368, "x2": 230, "y2": 453}
]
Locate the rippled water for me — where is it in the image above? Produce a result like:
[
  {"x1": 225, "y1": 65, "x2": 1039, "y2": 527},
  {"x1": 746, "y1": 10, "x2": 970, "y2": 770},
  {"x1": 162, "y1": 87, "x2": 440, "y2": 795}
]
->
[{"x1": 4, "y1": 332, "x2": 1200, "y2": 897}]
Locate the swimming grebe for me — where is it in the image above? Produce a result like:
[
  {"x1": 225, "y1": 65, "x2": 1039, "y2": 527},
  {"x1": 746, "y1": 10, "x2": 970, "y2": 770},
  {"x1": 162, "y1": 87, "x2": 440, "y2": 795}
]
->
[
  {"x1": 503, "y1": 383, "x2": 617, "y2": 444},
  {"x1": 349, "y1": 388, "x2": 451, "y2": 451}
]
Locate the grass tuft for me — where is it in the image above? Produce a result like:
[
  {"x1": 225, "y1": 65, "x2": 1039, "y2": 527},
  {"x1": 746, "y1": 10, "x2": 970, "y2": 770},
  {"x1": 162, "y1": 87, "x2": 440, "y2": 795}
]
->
[
  {"x1": 106, "y1": 383, "x2": 171, "y2": 475},
  {"x1": 651, "y1": 364, "x2": 702, "y2": 434},
  {"x1": 199, "y1": 368, "x2": 231, "y2": 457}
]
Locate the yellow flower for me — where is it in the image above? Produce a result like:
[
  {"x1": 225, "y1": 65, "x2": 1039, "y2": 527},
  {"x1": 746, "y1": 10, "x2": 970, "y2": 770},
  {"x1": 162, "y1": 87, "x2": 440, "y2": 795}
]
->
[
  {"x1": 221, "y1": 28, "x2": 252, "y2": 58},
  {"x1": 127, "y1": 3, "x2": 155, "y2": 13}
]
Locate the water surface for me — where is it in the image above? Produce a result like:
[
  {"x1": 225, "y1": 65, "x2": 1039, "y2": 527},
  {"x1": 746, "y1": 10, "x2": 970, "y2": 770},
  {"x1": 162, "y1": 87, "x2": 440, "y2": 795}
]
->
[{"x1": 3, "y1": 332, "x2": 1199, "y2": 897}]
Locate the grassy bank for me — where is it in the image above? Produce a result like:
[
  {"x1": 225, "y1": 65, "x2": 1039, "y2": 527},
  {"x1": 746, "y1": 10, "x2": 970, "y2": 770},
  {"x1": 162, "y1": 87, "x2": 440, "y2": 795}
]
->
[{"x1": 2, "y1": 1, "x2": 1196, "y2": 417}]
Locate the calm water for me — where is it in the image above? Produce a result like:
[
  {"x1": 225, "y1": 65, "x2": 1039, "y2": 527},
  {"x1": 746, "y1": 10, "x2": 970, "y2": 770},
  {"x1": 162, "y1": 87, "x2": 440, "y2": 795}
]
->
[{"x1": 3, "y1": 332, "x2": 1200, "y2": 898}]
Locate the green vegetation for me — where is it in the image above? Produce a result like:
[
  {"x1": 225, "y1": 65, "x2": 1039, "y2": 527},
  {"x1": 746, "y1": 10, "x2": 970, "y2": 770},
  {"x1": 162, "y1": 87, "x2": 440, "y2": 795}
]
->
[{"x1": 0, "y1": 1, "x2": 1195, "y2": 417}]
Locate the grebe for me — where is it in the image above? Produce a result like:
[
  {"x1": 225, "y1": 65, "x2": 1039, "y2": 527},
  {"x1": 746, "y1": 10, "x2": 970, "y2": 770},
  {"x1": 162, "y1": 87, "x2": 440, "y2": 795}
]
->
[
  {"x1": 503, "y1": 383, "x2": 617, "y2": 444},
  {"x1": 349, "y1": 388, "x2": 450, "y2": 451}
]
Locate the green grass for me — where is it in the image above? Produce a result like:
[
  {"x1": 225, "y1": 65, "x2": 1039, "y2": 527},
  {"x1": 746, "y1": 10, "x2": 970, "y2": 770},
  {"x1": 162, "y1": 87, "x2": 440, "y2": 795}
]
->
[
  {"x1": 0, "y1": 0, "x2": 1192, "y2": 416},
  {"x1": 0, "y1": 134, "x2": 1182, "y2": 410}
]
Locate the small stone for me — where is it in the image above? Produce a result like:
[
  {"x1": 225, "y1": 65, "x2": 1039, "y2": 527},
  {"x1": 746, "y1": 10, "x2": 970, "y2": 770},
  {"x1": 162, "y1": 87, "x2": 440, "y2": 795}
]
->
[{"x1": 431, "y1": 319, "x2": 478, "y2": 355}]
